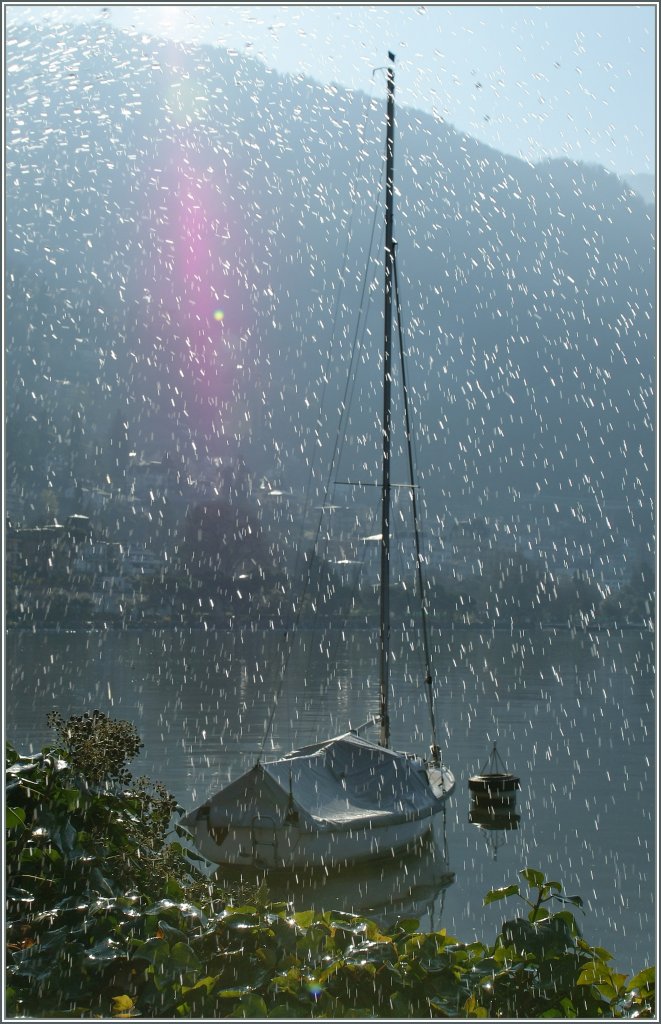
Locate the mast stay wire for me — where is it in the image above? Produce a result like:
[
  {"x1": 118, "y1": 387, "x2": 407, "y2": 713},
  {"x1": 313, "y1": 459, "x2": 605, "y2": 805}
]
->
[
  {"x1": 392, "y1": 247, "x2": 442, "y2": 766},
  {"x1": 258, "y1": 98, "x2": 385, "y2": 760}
]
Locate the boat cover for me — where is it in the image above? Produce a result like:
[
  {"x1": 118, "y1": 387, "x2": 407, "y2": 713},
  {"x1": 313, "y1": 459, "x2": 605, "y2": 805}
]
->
[{"x1": 189, "y1": 732, "x2": 444, "y2": 833}]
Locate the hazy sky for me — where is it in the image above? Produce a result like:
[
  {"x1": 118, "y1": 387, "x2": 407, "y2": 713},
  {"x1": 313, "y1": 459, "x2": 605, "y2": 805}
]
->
[{"x1": 4, "y1": 2, "x2": 658, "y2": 176}]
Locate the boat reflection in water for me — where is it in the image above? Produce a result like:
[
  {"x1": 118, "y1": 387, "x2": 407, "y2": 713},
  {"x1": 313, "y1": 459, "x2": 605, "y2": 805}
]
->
[
  {"x1": 212, "y1": 820, "x2": 454, "y2": 932},
  {"x1": 469, "y1": 801, "x2": 521, "y2": 861},
  {"x1": 469, "y1": 744, "x2": 521, "y2": 861}
]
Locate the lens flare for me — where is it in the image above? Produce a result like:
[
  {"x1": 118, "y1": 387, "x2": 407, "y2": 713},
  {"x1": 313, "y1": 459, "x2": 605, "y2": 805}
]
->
[
  {"x1": 306, "y1": 982, "x2": 323, "y2": 1001},
  {"x1": 213, "y1": 310, "x2": 225, "y2": 322}
]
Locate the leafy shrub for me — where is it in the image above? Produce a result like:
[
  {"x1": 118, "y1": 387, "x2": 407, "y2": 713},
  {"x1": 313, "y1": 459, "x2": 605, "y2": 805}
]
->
[
  {"x1": 46, "y1": 710, "x2": 143, "y2": 786},
  {"x1": 5, "y1": 714, "x2": 656, "y2": 1018}
]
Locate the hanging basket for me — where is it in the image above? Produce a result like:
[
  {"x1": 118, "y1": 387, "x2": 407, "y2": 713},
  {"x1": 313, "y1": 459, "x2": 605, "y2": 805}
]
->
[
  {"x1": 468, "y1": 772, "x2": 520, "y2": 796},
  {"x1": 468, "y1": 743, "x2": 520, "y2": 796}
]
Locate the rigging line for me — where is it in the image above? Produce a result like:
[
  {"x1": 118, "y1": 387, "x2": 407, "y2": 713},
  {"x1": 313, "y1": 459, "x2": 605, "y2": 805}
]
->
[
  {"x1": 334, "y1": 165, "x2": 385, "y2": 482},
  {"x1": 258, "y1": 98, "x2": 381, "y2": 761},
  {"x1": 297, "y1": 92, "x2": 383, "y2": 560},
  {"x1": 336, "y1": 480, "x2": 418, "y2": 488},
  {"x1": 293, "y1": 100, "x2": 385, "y2": 715},
  {"x1": 288, "y1": 152, "x2": 384, "y2": 651},
  {"x1": 306, "y1": 161, "x2": 388, "y2": 736},
  {"x1": 305, "y1": 178, "x2": 389, "y2": 736},
  {"x1": 289, "y1": 94, "x2": 380, "y2": 584},
  {"x1": 320, "y1": 93, "x2": 385, "y2": 499},
  {"x1": 392, "y1": 245, "x2": 442, "y2": 765},
  {"x1": 257, "y1": 280, "x2": 357, "y2": 760},
  {"x1": 313, "y1": 500, "x2": 376, "y2": 724},
  {"x1": 289, "y1": 209, "x2": 356, "y2": 590}
]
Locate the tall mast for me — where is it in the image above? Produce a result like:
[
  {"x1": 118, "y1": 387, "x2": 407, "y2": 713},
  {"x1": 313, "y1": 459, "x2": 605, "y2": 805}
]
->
[{"x1": 379, "y1": 52, "x2": 395, "y2": 749}]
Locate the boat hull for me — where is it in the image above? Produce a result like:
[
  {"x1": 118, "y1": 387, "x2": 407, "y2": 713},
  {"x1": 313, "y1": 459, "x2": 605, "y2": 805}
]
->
[{"x1": 186, "y1": 801, "x2": 448, "y2": 869}]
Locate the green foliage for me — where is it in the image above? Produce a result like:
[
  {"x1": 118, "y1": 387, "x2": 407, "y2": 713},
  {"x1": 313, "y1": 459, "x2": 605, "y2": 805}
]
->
[
  {"x1": 5, "y1": 712, "x2": 216, "y2": 1017},
  {"x1": 477, "y1": 868, "x2": 655, "y2": 1018},
  {"x1": 6, "y1": 722, "x2": 656, "y2": 1019},
  {"x1": 46, "y1": 710, "x2": 143, "y2": 786}
]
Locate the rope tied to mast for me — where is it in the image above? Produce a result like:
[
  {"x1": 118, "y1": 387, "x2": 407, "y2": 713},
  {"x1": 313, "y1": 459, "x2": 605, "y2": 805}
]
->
[{"x1": 392, "y1": 244, "x2": 443, "y2": 768}]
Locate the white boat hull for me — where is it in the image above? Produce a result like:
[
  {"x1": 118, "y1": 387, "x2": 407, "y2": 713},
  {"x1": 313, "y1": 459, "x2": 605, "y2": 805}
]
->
[{"x1": 187, "y1": 810, "x2": 435, "y2": 869}]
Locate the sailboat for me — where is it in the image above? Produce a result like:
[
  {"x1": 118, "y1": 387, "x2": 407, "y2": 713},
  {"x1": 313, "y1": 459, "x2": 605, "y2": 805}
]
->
[{"x1": 181, "y1": 54, "x2": 455, "y2": 869}]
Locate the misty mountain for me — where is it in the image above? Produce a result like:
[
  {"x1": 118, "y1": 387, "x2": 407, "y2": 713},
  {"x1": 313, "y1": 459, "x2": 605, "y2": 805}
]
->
[
  {"x1": 5, "y1": 21, "x2": 655, "y2": 548},
  {"x1": 621, "y1": 173, "x2": 655, "y2": 206}
]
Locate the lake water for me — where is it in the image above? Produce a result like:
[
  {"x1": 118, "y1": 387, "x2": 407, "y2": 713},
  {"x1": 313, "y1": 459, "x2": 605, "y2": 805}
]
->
[{"x1": 5, "y1": 625, "x2": 655, "y2": 975}]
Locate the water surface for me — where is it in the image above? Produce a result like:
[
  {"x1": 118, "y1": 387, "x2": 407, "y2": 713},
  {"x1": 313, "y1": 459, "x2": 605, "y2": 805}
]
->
[{"x1": 5, "y1": 626, "x2": 655, "y2": 974}]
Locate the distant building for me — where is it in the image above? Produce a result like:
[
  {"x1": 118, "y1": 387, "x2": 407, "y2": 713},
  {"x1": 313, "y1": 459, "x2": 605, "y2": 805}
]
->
[
  {"x1": 127, "y1": 458, "x2": 172, "y2": 500},
  {"x1": 119, "y1": 546, "x2": 165, "y2": 578},
  {"x1": 6, "y1": 523, "x2": 68, "y2": 577},
  {"x1": 7, "y1": 514, "x2": 102, "y2": 579}
]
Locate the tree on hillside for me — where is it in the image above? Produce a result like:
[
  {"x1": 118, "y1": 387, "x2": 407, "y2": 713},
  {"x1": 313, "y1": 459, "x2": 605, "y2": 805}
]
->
[
  {"x1": 600, "y1": 559, "x2": 655, "y2": 625},
  {"x1": 467, "y1": 549, "x2": 546, "y2": 625},
  {"x1": 541, "y1": 571, "x2": 602, "y2": 627},
  {"x1": 182, "y1": 500, "x2": 264, "y2": 583}
]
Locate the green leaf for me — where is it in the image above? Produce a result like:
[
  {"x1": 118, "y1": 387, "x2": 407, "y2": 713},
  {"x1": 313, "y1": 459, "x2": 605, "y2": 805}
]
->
[
  {"x1": 492, "y1": 943, "x2": 511, "y2": 965},
  {"x1": 51, "y1": 819, "x2": 77, "y2": 855},
  {"x1": 90, "y1": 866, "x2": 116, "y2": 897},
  {"x1": 164, "y1": 875, "x2": 185, "y2": 901},
  {"x1": 559, "y1": 996, "x2": 578, "y2": 1017},
  {"x1": 317, "y1": 960, "x2": 343, "y2": 984},
  {"x1": 520, "y1": 867, "x2": 546, "y2": 888},
  {"x1": 35, "y1": 926, "x2": 71, "y2": 953},
  {"x1": 393, "y1": 917, "x2": 420, "y2": 935},
  {"x1": 327, "y1": 910, "x2": 364, "y2": 926},
  {"x1": 626, "y1": 966, "x2": 656, "y2": 992},
  {"x1": 181, "y1": 976, "x2": 217, "y2": 995},
  {"x1": 156, "y1": 919, "x2": 188, "y2": 943},
  {"x1": 528, "y1": 905, "x2": 550, "y2": 923},
  {"x1": 402, "y1": 932, "x2": 426, "y2": 953},
  {"x1": 230, "y1": 994, "x2": 269, "y2": 1017},
  {"x1": 561, "y1": 894, "x2": 584, "y2": 908},
  {"x1": 464, "y1": 994, "x2": 488, "y2": 1017},
  {"x1": 87, "y1": 937, "x2": 123, "y2": 962},
  {"x1": 215, "y1": 986, "x2": 257, "y2": 998},
  {"x1": 345, "y1": 940, "x2": 396, "y2": 966},
  {"x1": 593, "y1": 981, "x2": 619, "y2": 1001},
  {"x1": 170, "y1": 941, "x2": 203, "y2": 973},
  {"x1": 483, "y1": 884, "x2": 519, "y2": 905},
  {"x1": 6, "y1": 806, "x2": 26, "y2": 829},
  {"x1": 292, "y1": 909, "x2": 318, "y2": 929},
  {"x1": 132, "y1": 937, "x2": 171, "y2": 965},
  {"x1": 265, "y1": 901, "x2": 289, "y2": 915},
  {"x1": 577, "y1": 961, "x2": 618, "y2": 986},
  {"x1": 59, "y1": 788, "x2": 83, "y2": 812},
  {"x1": 5, "y1": 887, "x2": 36, "y2": 904},
  {"x1": 6, "y1": 758, "x2": 42, "y2": 777},
  {"x1": 266, "y1": 1003, "x2": 307, "y2": 1019},
  {"x1": 590, "y1": 945, "x2": 614, "y2": 962}
]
